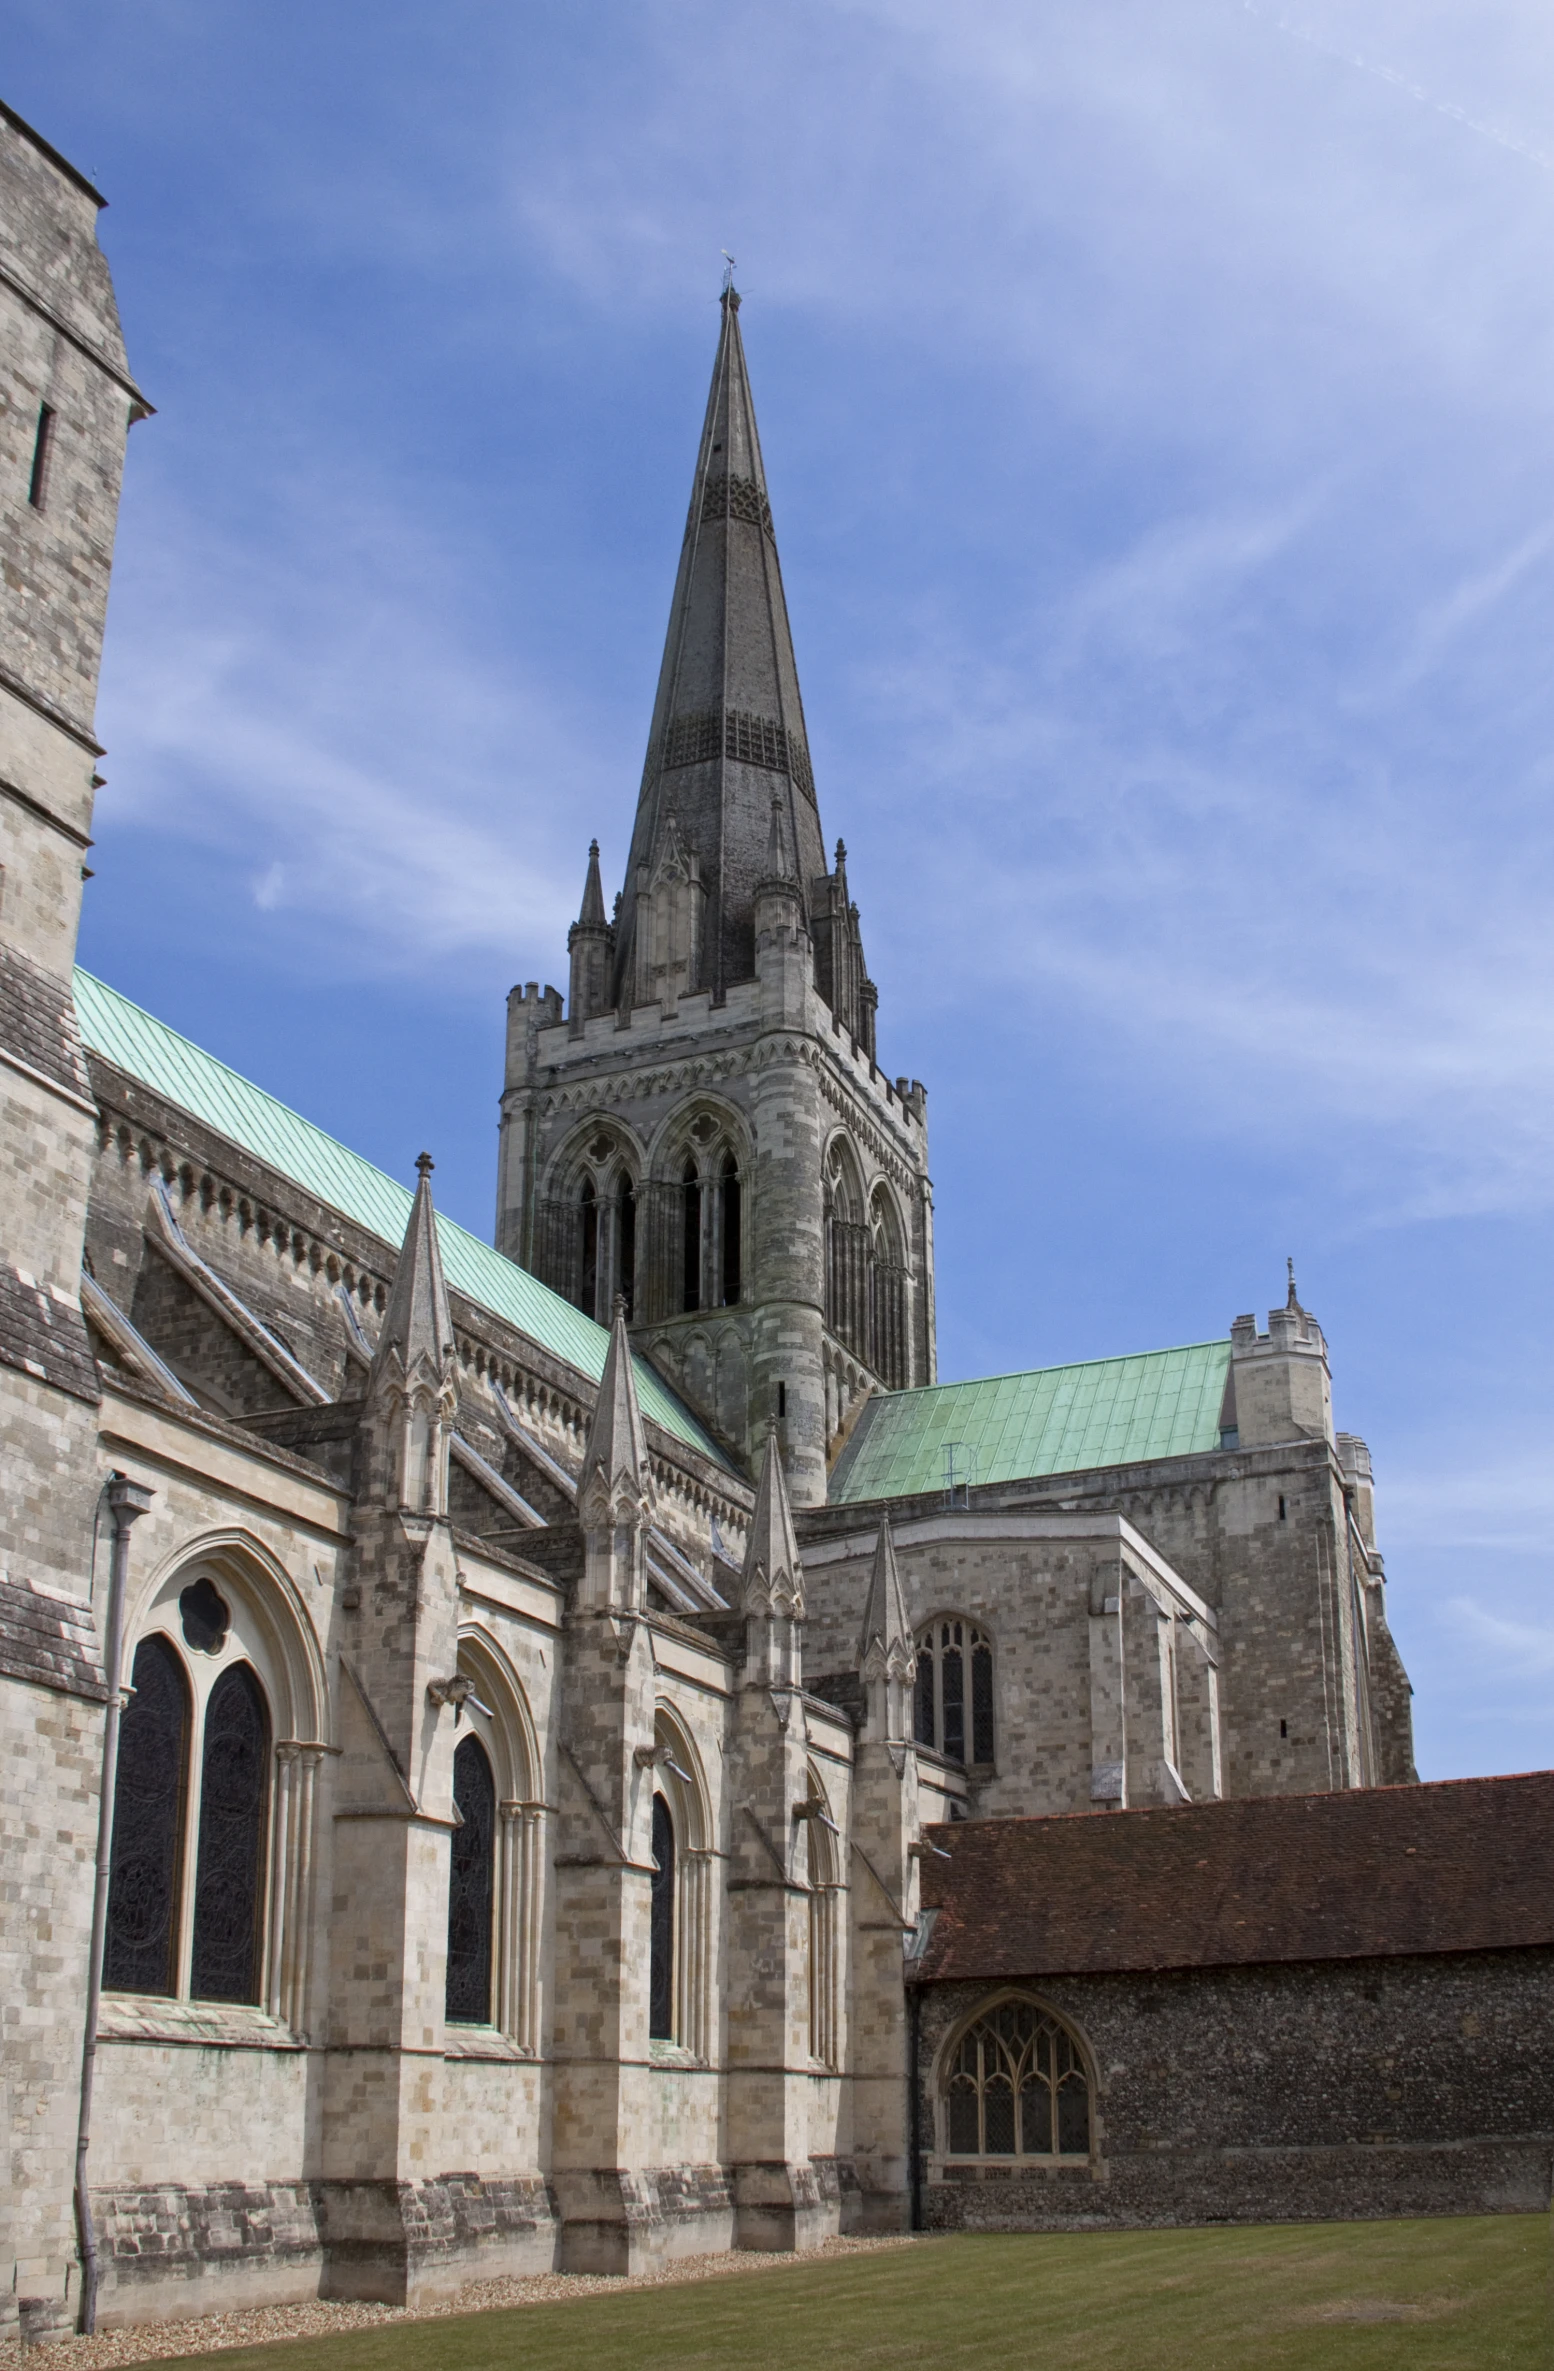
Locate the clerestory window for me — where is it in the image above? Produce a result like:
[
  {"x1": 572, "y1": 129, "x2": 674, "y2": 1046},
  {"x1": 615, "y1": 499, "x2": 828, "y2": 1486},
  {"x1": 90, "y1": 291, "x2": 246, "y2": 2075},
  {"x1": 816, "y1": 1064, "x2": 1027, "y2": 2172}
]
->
[
  {"x1": 914, "y1": 1617, "x2": 995, "y2": 1766},
  {"x1": 942, "y1": 1997, "x2": 1092, "y2": 2160}
]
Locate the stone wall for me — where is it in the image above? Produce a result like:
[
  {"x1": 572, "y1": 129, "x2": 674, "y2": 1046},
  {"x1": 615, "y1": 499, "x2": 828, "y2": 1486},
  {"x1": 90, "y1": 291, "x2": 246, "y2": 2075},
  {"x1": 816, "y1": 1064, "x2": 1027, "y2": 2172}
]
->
[{"x1": 913, "y1": 1952, "x2": 1554, "y2": 2231}]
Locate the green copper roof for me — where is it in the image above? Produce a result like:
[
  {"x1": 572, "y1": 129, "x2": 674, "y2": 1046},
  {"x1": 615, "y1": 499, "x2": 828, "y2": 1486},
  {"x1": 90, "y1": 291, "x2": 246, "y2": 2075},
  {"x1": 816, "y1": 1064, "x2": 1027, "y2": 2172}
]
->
[
  {"x1": 829, "y1": 1339, "x2": 1232, "y2": 1504},
  {"x1": 73, "y1": 968, "x2": 730, "y2": 1471}
]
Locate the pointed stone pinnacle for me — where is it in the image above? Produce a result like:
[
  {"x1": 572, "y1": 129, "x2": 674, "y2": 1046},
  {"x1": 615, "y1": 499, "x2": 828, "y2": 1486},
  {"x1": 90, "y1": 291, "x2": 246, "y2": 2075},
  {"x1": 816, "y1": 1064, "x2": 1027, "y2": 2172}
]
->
[
  {"x1": 1287, "y1": 1256, "x2": 1300, "y2": 1312},
  {"x1": 858, "y1": 1513, "x2": 912, "y2": 1675},
  {"x1": 577, "y1": 840, "x2": 607, "y2": 929},
  {"x1": 742, "y1": 1421, "x2": 803, "y2": 1618},
  {"x1": 578, "y1": 1296, "x2": 652, "y2": 1532},
  {"x1": 374, "y1": 1158, "x2": 456, "y2": 1383}
]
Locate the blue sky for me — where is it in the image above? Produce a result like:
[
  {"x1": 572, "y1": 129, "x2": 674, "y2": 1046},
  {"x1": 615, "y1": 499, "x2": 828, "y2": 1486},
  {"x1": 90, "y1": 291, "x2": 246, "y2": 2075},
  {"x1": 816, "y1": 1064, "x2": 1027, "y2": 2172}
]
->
[{"x1": 12, "y1": 2, "x2": 1554, "y2": 1779}]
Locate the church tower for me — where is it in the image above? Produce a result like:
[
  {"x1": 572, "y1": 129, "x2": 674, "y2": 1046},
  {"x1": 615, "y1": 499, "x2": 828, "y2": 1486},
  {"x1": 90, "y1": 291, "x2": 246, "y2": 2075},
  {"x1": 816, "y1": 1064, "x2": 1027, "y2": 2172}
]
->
[{"x1": 495, "y1": 285, "x2": 934, "y2": 1503}]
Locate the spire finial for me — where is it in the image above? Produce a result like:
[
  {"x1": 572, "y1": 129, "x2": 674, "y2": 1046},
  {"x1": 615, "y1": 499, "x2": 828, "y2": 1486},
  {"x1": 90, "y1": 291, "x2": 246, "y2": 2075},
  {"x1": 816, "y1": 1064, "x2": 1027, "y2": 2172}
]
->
[
  {"x1": 1286, "y1": 1256, "x2": 1300, "y2": 1311},
  {"x1": 416, "y1": 1150, "x2": 434, "y2": 1179}
]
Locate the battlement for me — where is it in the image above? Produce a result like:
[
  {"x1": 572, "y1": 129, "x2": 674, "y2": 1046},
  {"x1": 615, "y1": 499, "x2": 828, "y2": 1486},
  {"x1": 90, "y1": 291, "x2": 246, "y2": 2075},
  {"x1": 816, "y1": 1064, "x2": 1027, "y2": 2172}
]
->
[{"x1": 1226, "y1": 1292, "x2": 1332, "y2": 1449}]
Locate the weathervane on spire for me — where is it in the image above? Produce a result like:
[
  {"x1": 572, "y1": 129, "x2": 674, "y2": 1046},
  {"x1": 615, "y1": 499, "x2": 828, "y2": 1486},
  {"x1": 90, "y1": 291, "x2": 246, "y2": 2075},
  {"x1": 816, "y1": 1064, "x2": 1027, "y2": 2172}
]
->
[{"x1": 721, "y1": 249, "x2": 738, "y2": 294}]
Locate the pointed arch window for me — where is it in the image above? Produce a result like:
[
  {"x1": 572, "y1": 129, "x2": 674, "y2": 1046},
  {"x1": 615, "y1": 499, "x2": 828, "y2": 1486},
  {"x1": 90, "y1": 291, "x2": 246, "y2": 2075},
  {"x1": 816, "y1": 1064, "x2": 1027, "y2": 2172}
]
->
[
  {"x1": 446, "y1": 1733, "x2": 497, "y2": 2024},
  {"x1": 720, "y1": 1153, "x2": 741, "y2": 1306},
  {"x1": 649, "y1": 1793, "x2": 675, "y2": 2041},
  {"x1": 104, "y1": 1636, "x2": 190, "y2": 1997},
  {"x1": 681, "y1": 1159, "x2": 702, "y2": 1314},
  {"x1": 104, "y1": 1619, "x2": 274, "y2": 2007},
  {"x1": 914, "y1": 1618, "x2": 995, "y2": 1767},
  {"x1": 189, "y1": 1664, "x2": 271, "y2": 2002},
  {"x1": 942, "y1": 1997, "x2": 1092, "y2": 2161},
  {"x1": 578, "y1": 1178, "x2": 598, "y2": 1319}
]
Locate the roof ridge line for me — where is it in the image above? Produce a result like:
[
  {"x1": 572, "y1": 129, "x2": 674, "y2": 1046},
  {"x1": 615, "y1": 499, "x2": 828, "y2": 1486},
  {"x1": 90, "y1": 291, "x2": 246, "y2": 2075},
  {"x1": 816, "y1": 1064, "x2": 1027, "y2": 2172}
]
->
[{"x1": 880, "y1": 1339, "x2": 1232, "y2": 1399}]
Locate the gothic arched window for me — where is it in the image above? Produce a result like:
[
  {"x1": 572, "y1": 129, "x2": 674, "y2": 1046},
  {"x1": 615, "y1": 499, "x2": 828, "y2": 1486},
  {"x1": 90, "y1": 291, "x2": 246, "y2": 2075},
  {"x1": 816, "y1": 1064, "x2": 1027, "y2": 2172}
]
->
[
  {"x1": 649, "y1": 1793, "x2": 675, "y2": 2041},
  {"x1": 720, "y1": 1153, "x2": 741, "y2": 1306},
  {"x1": 189, "y1": 1663, "x2": 271, "y2": 2003},
  {"x1": 446, "y1": 1732, "x2": 497, "y2": 2024},
  {"x1": 104, "y1": 1635, "x2": 190, "y2": 1997},
  {"x1": 578, "y1": 1178, "x2": 598, "y2": 1319},
  {"x1": 914, "y1": 1618, "x2": 995, "y2": 1767},
  {"x1": 681, "y1": 1159, "x2": 702, "y2": 1314},
  {"x1": 868, "y1": 1184, "x2": 907, "y2": 1389},
  {"x1": 942, "y1": 1997, "x2": 1092, "y2": 2160}
]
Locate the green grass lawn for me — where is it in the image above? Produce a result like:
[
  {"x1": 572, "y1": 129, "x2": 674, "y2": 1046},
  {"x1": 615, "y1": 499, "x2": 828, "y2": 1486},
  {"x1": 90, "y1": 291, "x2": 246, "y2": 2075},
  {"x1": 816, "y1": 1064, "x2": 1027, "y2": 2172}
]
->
[{"x1": 139, "y1": 2216, "x2": 1550, "y2": 2371}]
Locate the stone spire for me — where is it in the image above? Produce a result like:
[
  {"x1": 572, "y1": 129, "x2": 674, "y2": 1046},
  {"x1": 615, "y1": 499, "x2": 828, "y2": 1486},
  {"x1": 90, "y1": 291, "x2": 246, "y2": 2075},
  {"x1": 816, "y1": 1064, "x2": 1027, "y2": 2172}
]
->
[
  {"x1": 857, "y1": 1515, "x2": 915, "y2": 1741},
  {"x1": 577, "y1": 1298, "x2": 654, "y2": 1604},
  {"x1": 613, "y1": 283, "x2": 829, "y2": 1004},
  {"x1": 372, "y1": 1153, "x2": 457, "y2": 1390},
  {"x1": 741, "y1": 1425, "x2": 803, "y2": 1687}
]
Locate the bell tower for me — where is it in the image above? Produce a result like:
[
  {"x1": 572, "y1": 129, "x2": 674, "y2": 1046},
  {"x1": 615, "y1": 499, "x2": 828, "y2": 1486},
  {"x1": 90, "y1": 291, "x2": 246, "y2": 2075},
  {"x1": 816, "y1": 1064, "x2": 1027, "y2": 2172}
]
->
[{"x1": 495, "y1": 284, "x2": 934, "y2": 1504}]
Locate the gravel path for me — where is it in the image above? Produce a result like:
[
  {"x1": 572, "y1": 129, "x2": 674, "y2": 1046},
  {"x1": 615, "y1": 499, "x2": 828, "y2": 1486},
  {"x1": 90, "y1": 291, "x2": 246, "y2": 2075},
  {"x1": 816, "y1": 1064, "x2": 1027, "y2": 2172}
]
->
[{"x1": 4, "y1": 2236, "x2": 918, "y2": 2370}]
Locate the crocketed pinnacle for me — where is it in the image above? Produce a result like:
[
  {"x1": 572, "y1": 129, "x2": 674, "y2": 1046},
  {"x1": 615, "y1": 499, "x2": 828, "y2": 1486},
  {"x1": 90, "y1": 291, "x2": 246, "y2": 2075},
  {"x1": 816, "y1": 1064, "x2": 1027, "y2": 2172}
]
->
[
  {"x1": 857, "y1": 1513, "x2": 912, "y2": 1674},
  {"x1": 741, "y1": 1422, "x2": 803, "y2": 1617},
  {"x1": 372, "y1": 1154, "x2": 457, "y2": 1385},
  {"x1": 613, "y1": 283, "x2": 828, "y2": 1001},
  {"x1": 578, "y1": 1296, "x2": 652, "y2": 1530}
]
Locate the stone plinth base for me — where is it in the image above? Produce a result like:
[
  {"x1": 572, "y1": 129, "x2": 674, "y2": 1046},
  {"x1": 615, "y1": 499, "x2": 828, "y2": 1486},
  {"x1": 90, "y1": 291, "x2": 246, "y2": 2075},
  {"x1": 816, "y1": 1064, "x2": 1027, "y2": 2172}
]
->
[{"x1": 553, "y1": 2165, "x2": 734, "y2": 2273}]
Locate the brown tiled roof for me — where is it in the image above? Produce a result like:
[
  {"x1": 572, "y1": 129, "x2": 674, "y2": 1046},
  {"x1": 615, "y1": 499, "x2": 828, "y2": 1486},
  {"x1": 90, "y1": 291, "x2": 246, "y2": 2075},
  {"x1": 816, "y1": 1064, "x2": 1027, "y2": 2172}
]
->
[{"x1": 914, "y1": 1772, "x2": 1554, "y2": 1981}]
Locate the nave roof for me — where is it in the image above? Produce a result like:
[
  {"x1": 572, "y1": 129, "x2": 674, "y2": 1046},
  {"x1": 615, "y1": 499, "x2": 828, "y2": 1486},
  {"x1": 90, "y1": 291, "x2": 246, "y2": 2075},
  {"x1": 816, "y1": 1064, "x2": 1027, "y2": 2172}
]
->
[{"x1": 73, "y1": 967, "x2": 729, "y2": 1469}]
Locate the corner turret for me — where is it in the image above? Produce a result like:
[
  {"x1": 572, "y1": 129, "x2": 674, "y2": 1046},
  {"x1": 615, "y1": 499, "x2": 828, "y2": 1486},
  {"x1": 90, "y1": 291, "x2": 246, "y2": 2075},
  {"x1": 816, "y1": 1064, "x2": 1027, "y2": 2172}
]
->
[{"x1": 1225, "y1": 1263, "x2": 1333, "y2": 1449}]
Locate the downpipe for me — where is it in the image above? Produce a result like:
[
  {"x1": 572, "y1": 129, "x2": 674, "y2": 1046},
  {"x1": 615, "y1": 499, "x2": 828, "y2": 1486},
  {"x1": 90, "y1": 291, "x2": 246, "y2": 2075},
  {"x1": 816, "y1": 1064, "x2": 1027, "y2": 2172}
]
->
[{"x1": 75, "y1": 1472, "x2": 153, "y2": 2335}]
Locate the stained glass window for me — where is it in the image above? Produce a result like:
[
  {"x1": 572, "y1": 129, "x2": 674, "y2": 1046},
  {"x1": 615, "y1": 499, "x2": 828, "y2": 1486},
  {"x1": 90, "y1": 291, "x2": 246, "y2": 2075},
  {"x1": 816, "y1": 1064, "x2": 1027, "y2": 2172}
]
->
[
  {"x1": 446, "y1": 1733, "x2": 496, "y2": 2023},
  {"x1": 104, "y1": 1636, "x2": 190, "y2": 1996},
  {"x1": 189, "y1": 1664, "x2": 270, "y2": 2003},
  {"x1": 914, "y1": 1619, "x2": 995, "y2": 1766},
  {"x1": 649, "y1": 1794, "x2": 675, "y2": 2041}
]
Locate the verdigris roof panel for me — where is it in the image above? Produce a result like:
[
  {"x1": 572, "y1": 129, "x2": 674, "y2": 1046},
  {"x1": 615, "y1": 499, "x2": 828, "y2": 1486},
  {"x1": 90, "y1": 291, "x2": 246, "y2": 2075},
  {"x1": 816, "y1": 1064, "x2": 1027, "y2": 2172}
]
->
[{"x1": 829, "y1": 1339, "x2": 1231, "y2": 1502}]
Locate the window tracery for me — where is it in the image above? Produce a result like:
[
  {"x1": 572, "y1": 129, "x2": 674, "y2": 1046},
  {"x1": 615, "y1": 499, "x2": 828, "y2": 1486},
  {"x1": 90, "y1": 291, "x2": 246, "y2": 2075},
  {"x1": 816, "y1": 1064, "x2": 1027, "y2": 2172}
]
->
[
  {"x1": 102, "y1": 1549, "x2": 324, "y2": 2027},
  {"x1": 914, "y1": 1617, "x2": 995, "y2": 1766},
  {"x1": 942, "y1": 1997, "x2": 1092, "y2": 2160}
]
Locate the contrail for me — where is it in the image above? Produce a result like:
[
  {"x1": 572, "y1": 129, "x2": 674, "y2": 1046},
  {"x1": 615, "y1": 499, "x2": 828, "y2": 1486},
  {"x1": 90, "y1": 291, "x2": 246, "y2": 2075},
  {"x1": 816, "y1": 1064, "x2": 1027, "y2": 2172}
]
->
[{"x1": 1241, "y1": 2, "x2": 1554, "y2": 176}]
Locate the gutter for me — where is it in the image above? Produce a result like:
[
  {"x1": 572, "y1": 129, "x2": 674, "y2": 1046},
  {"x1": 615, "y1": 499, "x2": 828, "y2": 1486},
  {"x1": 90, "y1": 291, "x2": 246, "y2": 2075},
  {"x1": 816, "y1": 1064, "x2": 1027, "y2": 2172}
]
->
[{"x1": 75, "y1": 1472, "x2": 153, "y2": 2333}]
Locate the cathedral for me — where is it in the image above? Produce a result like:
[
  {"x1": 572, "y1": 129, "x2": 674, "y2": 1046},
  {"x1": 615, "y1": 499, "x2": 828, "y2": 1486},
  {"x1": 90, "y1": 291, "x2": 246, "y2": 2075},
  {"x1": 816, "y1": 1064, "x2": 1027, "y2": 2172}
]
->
[{"x1": 3, "y1": 100, "x2": 1549, "y2": 2344}]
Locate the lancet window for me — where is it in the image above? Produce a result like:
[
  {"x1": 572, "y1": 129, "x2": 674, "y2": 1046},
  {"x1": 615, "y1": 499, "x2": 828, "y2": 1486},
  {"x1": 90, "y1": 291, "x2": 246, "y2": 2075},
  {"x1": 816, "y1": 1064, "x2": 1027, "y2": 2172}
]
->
[
  {"x1": 105, "y1": 1582, "x2": 274, "y2": 2005},
  {"x1": 446, "y1": 1734, "x2": 497, "y2": 2024},
  {"x1": 941, "y1": 1997, "x2": 1092, "y2": 2161},
  {"x1": 669, "y1": 1119, "x2": 744, "y2": 1320},
  {"x1": 649, "y1": 1793, "x2": 676, "y2": 2041},
  {"x1": 442, "y1": 1638, "x2": 544, "y2": 2047},
  {"x1": 803, "y1": 1764, "x2": 841, "y2": 2071},
  {"x1": 914, "y1": 1617, "x2": 995, "y2": 1767},
  {"x1": 825, "y1": 1138, "x2": 909, "y2": 1386},
  {"x1": 567, "y1": 1154, "x2": 641, "y2": 1322},
  {"x1": 645, "y1": 1710, "x2": 712, "y2": 2057}
]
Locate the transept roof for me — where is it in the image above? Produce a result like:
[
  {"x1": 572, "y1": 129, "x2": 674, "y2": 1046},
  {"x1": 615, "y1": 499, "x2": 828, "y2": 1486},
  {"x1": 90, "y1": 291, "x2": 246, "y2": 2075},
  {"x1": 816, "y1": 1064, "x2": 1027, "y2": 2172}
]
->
[{"x1": 829, "y1": 1339, "x2": 1233, "y2": 1503}]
